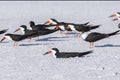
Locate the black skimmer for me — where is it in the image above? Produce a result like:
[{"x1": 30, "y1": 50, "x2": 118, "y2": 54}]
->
[
  {"x1": 43, "y1": 48, "x2": 93, "y2": 58},
  {"x1": 14, "y1": 25, "x2": 58, "y2": 42},
  {"x1": 0, "y1": 33, "x2": 37, "y2": 46},
  {"x1": 110, "y1": 12, "x2": 120, "y2": 17},
  {"x1": 29, "y1": 21, "x2": 56, "y2": 31},
  {"x1": 81, "y1": 30, "x2": 120, "y2": 48},
  {"x1": 0, "y1": 29, "x2": 8, "y2": 34},
  {"x1": 44, "y1": 18, "x2": 89, "y2": 26},
  {"x1": 66, "y1": 24, "x2": 100, "y2": 32}
]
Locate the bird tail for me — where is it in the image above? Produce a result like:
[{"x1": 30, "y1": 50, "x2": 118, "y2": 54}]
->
[
  {"x1": 90, "y1": 25, "x2": 101, "y2": 30},
  {"x1": 83, "y1": 22, "x2": 89, "y2": 25},
  {"x1": 108, "y1": 30, "x2": 120, "y2": 37},
  {"x1": 78, "y1": 50, "x2": 93, "y2": 57}
]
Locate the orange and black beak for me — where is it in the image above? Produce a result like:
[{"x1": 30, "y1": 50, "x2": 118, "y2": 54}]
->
[
  {"x1": 44, "y1": 20, "x2": 53, "y2": 25},
  {"x1": 55, "y1": 26, "x2": 60, "y2": 30},
  {"x1": 14, "y1": 27, "x2": 21, "y2": 33},
  {"x1": 43, "y1": 50, "x2": 52, "y2": 55},
  {"x1": 0, "y1": 36, "x2": 6, "y2": 42},
  {"x1": 113, "y1": 18, "x2": 119, "y2": 21},
  {"x1": 66, "y1": 25, "x2": 71, "y2": 30},
  {"x1": 109, "y1": 13, "x2": 117, "y2": 17}
]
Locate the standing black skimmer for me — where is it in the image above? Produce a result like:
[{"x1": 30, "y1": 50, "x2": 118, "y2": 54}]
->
[
  {"x1": 110, "y1": 12, "x2": 120, "y2": 17},
  {"x1": 29, "y1": 21, "x2": 56, "y2": 31},
  {"x1": 43, "y1": 48, "x2": 93, "y2": 58},
  {"x1": 66, "y1": 24, "x2": 101, "y2": 32},
  {"x1": 81, "y1": 30, "x2": 120, "y2": 48},
  {"x1": 0, "y1": 33, "x2": 37, "y2": 46},
  {"x1": 14, "y1": 25, "x2": 59, "y2": 42},
  {"x1": 44, "y1": 18, "x2": 89, "y2": 26},
  {"x1": 0, "y1": 29, "x2": 8, "y2": 34}
]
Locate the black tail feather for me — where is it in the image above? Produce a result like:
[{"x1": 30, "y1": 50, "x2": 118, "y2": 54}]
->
[
  {"x1": 78, "y1": 50, "x2": 93, "y2": 57},
  {"x1": 108, "y1": 30, "x2": 120, "y2": 37}
]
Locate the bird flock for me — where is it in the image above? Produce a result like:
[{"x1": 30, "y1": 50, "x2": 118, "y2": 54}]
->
[{"x1": 0, "y1": 12, "x2": 120, "y2": 58}]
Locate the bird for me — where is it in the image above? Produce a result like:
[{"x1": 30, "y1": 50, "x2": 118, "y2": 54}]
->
[
  {"x1": 29, "y1": 21, "x2": 56, "y2": 31},
  {"x1": 43, "y1": 48, "x2": 93, "y2": 58},
  {"x1": 14, "y1": 25, "x2": 59, "y2": 42},
  {"x1": 0, "y1": 29, "x2": 8, "y2": 34},
  {"x1": 81, "y1": 30, "x2": 120, "y2": 48},
  {"x1": 44, "y1": 18, "x2": 90, "y2": 26},
  {"x1": 109, "y1": 12, "x2": 120, "y2": 17},
  {"x1": 0, "y1": 33, "x2": 38, "y2": 46},
  {"x1": 66, "y1": 24, "x2": 101, "y2": 32}
]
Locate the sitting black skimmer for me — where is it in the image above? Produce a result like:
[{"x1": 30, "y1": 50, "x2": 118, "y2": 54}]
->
[
  {"x1": 81, "y1": 30, "x2": 120, "y2": 48},
  {"x1": 29, "y1": 21, "x2": 56, "y2": 31},
  {"x1": 43, "y1": 48, "x2": 93, "y2": 58},
  {"x1": 110, "y1": 12, "x2": 120, "y2": 17},
  {"x1": 0, "y1": 29, "x2": 8, "y2": 34},
  {"x1": 0, "y1": 33, "x2": 37, "y2": 46},
  {"x1": 14, "y1": 25, "x2": 58, "y2": 42}
]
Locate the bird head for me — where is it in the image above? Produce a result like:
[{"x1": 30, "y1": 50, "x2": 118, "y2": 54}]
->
[
  {"x1": 110, "y1": 12, "x2": 120, "y2": 17},
  {"x1": 44, "y1": 19, "x2": 58, "y2": 25},
  {"x1": 43, "y1": 48, "x2": 59, "y2": 56},
  {"x1": 14, "y1": 25, "x2": 26, "y2": 33},
  {"x1": 66, "y1": 25, "x2": 75, "y2": 31},
  {"x1": 0, "y1": 34, "x2": 12, "y2": 42}
]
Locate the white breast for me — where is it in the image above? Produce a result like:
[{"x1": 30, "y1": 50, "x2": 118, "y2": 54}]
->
[
  {"x1": 59, "y1": 25, "x2": 65, "y2": 30},
  {"x1": 51, "y1": 50, "x2": 57, "y2": 58},
  {"x1": 81, "y1": 32, "x2": 88, "y2": 40},
  {"x1": 5, "y1": 36, "x2": 12, "y2": 40},
  {"x1": 69, "y1": 25, "x2": 76, "y2": 31}
]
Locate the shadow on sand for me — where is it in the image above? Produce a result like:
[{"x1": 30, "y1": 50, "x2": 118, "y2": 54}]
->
[
  {"x1": 95, "y1": 44, "x2": 120, "y2": 48},
  {"x1": 36, "y1": 36, "x2": 69, "y2": 42},
  {"x1": 19, "y1": 43, "x2": 54, "y2": 46}
]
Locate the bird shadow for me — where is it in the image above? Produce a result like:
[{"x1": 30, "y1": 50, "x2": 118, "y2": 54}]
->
[
  {"x1": 36, "y1": 36, "x2": 69, "y2": 42},
  {"x1": 19, "y1": 43, "x2": 53, "y2": 46},
  {"x1": 95, "y1": 44, "x2": 120, "y2": 48}
]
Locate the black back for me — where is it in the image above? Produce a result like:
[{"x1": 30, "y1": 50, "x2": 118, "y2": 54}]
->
[{"x1": 55, "y1": 50, "x2": 93, "y2": 58}]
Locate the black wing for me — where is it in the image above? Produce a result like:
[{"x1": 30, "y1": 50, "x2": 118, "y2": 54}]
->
[
  {"x1": 56, "y1": 50, "x2": 93, "y2": 58},
  {"x1": 85, "y1": 32, "x2": 108, "y2": 42}
]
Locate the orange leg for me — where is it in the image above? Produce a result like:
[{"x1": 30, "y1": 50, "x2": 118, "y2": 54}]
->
[
  {"x1": 60, "y1": 31, "x2": 63, "y2": 34},
  {"x1": 14, "y1": 42, "x2": 18, "y2": 46},
  {"x1": 90, "y1": 42, "x2": 94, "y2": 48},
  {"x1": 29, "y1": 38, "x2": 32, "y2": 42}
]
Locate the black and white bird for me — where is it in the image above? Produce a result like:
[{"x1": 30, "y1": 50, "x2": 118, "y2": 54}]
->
[
  {"x1": 66, "y1": 24, "x2": 100, "y2": 33},
  {"x1": 0, "y1": 33, "x2": 37, "y2": 46},
  {"x1": 29, "y1": 21, "x2": 56, "y2": 31},
  {"x1": 44, "y1": 18, "x2": 89, "y2": 26},
  {"x1": 14, "y1": 25, "x2": 59, "y2": 42},
  {"x1": 43, "y1": 48, "x2": 93, "y2": 58},
  {"x1": 81, "y1": 30, "x2": 120, "y2": 48}
]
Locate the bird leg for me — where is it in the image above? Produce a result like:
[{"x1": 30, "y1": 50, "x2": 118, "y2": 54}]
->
[
  {"x1": 90, "y1": 42, "x2": 94, "y2": 48},
  {"x1": 66, "y1": 31, "x2": 70, "y2": 35},
  {"x1": 14, "y1": 41, "x2": 18, "y2": 46},
  {"x1": 29, "y1": 38, "x2": 32, "y2": 42},
  {"x1": 59, "y1": 31, "x2": 63, "y2": 34}
]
